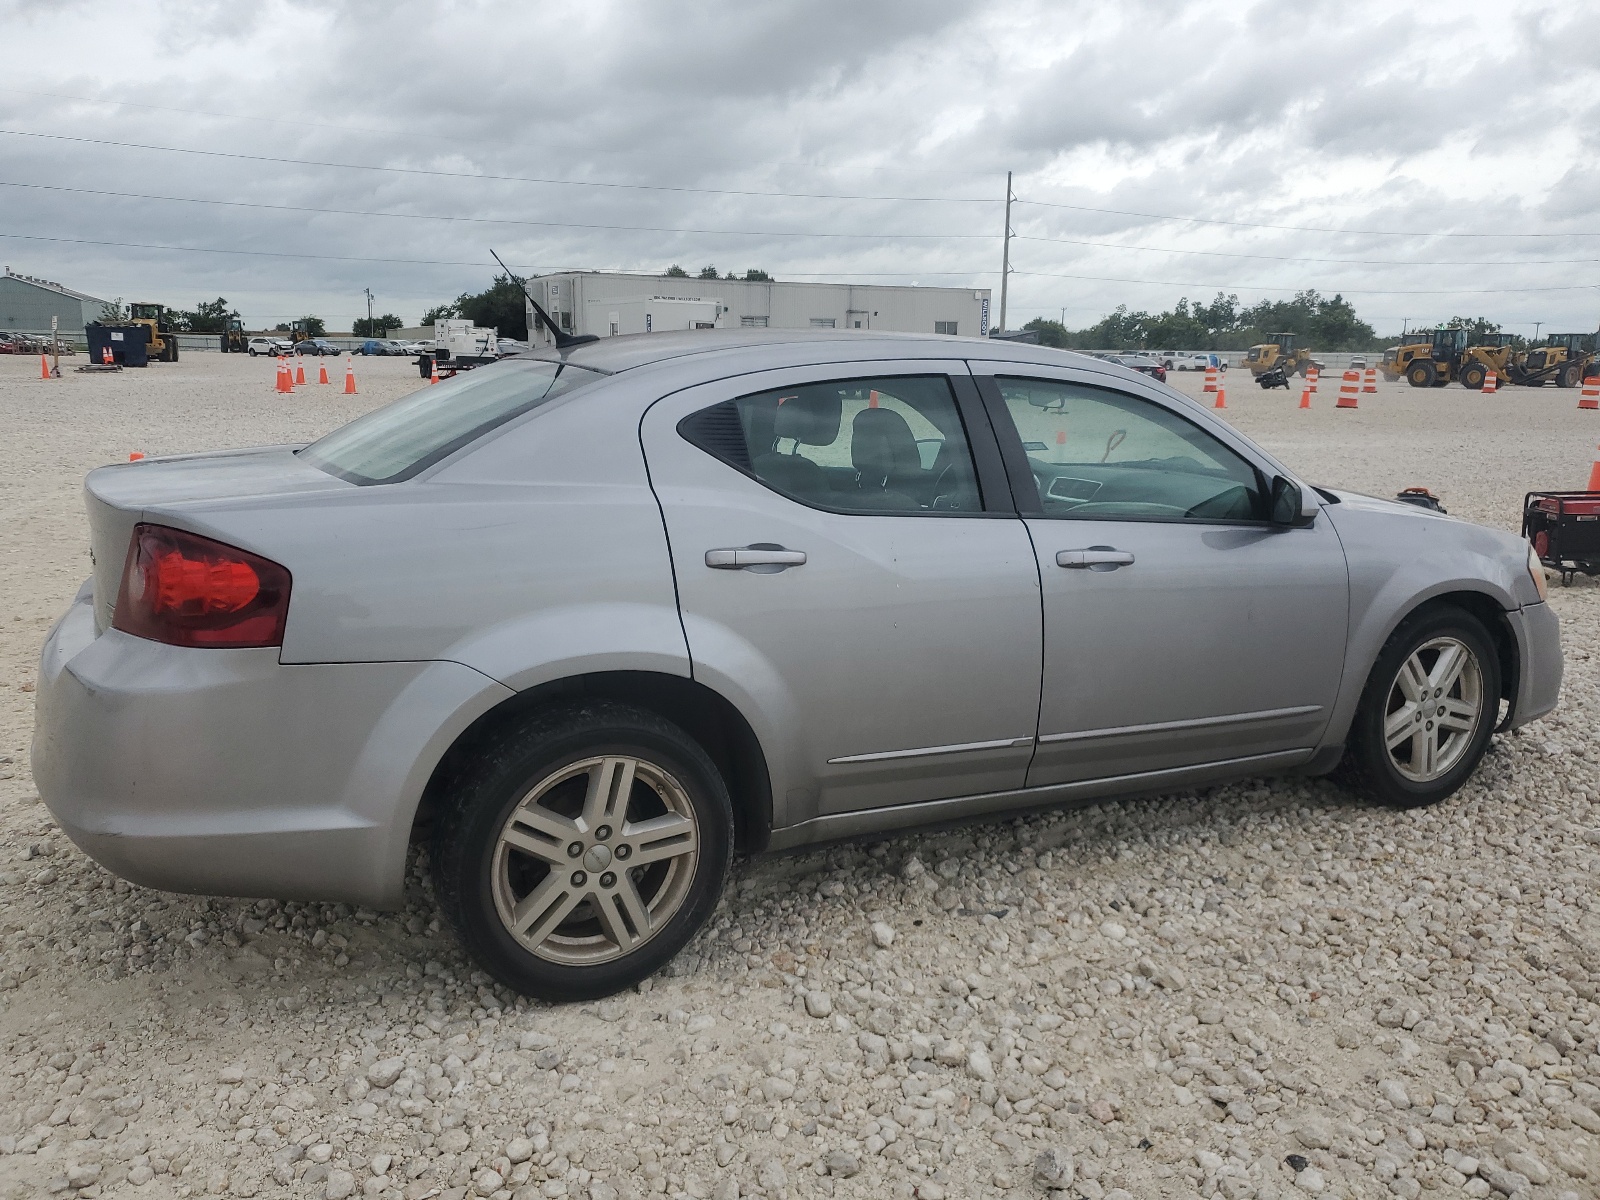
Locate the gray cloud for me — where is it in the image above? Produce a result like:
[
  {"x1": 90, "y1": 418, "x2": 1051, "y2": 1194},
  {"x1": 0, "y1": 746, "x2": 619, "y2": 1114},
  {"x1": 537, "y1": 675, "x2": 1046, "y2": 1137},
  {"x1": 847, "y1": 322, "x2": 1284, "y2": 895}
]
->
[{"x1": 0, "y1": 0, "x2": 1596, "y2": 334}]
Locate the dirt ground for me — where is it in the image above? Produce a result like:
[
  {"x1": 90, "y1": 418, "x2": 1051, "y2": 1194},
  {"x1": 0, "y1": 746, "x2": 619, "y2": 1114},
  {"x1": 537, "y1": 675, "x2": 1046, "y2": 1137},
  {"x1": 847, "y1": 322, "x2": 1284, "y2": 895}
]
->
[{"x1": 0, "y1": 349, "x2": 1597, "y2": 1200}]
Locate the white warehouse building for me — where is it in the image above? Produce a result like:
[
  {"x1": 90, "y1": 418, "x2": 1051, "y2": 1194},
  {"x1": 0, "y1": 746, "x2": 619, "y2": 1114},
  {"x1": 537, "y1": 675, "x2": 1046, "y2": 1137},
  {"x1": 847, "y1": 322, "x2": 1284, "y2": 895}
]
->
[{"x1": 525, "y1": 272, "x2": 992, "y2": 346}]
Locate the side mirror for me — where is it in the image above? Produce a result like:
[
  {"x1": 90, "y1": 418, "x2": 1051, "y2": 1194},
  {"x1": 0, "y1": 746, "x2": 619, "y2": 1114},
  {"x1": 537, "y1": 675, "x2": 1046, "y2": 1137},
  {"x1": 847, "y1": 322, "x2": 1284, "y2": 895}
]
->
[{"x1": 1268, "y1": 475, "x2": 1314, "y2": 526}]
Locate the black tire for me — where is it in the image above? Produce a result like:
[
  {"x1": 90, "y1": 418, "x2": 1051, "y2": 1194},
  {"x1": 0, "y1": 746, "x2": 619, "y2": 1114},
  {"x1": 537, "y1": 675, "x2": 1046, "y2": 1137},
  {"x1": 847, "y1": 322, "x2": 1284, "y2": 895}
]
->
[
  {"x1": 1459, "y1": 363, "x2": 1485, "y2": 390},
  {"x1": 1558, "y1": 363, "x2": 1581, "y2": 389},
  {"x1": 1407, "y1": 361, "x2": 1436, "y2": 388},
  {"x1": 1336, "y1": 606, "x2": 1500, "y2": 809},
  {"x1": 435, "y1": 702, "x2": 733, "y2": 1002},
  {"x1": 418, "y1": 355, "x2": 433, "y2": 378}
]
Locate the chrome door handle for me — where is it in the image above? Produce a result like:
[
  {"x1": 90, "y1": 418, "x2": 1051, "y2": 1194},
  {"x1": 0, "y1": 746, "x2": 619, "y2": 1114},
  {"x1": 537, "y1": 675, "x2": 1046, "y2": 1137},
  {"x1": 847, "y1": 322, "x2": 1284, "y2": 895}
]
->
[
  {"x1": 706, "y1": 545, "x2": 807, "y2": 570},
  {"x1": 1056, "y1": 547, "x2": 1135, "y2": 569}
]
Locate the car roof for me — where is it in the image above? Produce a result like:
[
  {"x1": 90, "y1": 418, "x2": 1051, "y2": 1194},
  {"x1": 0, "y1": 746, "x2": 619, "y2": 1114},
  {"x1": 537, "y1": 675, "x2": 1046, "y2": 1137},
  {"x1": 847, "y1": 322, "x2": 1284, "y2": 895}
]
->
[{"x1": 516, "y1": 328, "x2": 1108, "y2": 376}]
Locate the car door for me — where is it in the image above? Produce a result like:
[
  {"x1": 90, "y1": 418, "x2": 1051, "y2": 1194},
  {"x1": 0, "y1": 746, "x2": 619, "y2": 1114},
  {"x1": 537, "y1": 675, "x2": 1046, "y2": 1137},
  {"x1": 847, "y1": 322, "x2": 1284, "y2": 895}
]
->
[
  {"x1": 972, "y1": 363, "x2": 1349, "y2": 788},
  {"x1": 641, "y1": 362, "x2": 1043, "y2": 824}
]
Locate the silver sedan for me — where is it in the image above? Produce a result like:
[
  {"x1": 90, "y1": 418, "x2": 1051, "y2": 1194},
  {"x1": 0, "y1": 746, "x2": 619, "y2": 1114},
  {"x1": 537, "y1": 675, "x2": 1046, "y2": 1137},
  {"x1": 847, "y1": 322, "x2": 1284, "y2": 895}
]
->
[{"x1": 33, "y1": 331, "x2": 1562, "y2": 1000}]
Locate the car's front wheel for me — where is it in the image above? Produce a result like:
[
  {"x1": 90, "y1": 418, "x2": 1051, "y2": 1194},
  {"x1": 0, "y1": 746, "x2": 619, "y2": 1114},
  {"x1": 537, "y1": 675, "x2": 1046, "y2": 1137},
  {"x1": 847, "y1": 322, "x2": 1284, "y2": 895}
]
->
[
  {"x1": 1338, "y1": 606, "x2": 1500, "y2": 808},
  {"x1": 435, "y1": 703, "x2": 733, "y2": 1001}
]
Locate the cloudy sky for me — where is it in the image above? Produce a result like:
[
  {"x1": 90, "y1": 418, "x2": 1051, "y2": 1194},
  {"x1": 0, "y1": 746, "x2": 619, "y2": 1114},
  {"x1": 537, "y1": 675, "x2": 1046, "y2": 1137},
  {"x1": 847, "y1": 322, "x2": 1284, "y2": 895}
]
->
[{"x1": 4, "y1": 0, "x2": 1600, "y2": 335}]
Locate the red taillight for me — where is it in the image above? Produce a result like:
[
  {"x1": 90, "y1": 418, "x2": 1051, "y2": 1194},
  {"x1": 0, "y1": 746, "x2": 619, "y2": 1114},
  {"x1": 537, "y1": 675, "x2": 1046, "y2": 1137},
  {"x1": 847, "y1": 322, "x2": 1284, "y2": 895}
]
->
[{"x1": 112, "y1": 523, "x2": 291, "y2": 648}]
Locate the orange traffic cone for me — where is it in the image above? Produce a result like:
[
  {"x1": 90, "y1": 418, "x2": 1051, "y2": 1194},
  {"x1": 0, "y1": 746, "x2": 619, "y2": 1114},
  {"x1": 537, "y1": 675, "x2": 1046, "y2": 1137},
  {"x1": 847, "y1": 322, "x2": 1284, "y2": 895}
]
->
[
  {"x1": 129, "y1": 452, "x2": 145, "y2": 462},
  {"x1": 1579, "y1": 378, "x2": 1599, "y2": 411},
  {"x1": 1362, "y1": 368, "x2": 1377, "y2": 393},
  {"x1": 294, "y1": 357, "x2": 306, "y2": 386},
  {"x1": 343, "y1": 356, "x2": 358, "y2": 395},
  {"x1": 1203, "y1": 366, "x2": 1217, "y2": 393},
  {"x1": 1481, "y1": 370, "x2": 1498, "y2": 394},
  {"x1": 1589, "y1": 443, "x2": 1600, "y2": 490},
  {"x1": 101, "y1": 346, "x2": 113, "y2": 365},
  {"x1": 40, "y1": 354, "x2": 51, "y2": 380},
  {"x1": 276, "y1": 356, "x2": 293, "y2": 393},
  {"x1": 318, "y1": 358, "x2": 330, "y2": 385},
  {"x1": 1336, "y1": 370, "x2": 1360, "y2": 409},
  {"x1": 1306, "y1": 367, "x2": 1319, "y2": 393},
  {"x1": 1298, "y1": 387, "x2": 1311, "y2": 409},
  {"x1": 429, "y1": 356, "x2": 440, "y2": 385},
  {"x1": 1213, "y1": 386, "x2": 1226, "y2": 410}
]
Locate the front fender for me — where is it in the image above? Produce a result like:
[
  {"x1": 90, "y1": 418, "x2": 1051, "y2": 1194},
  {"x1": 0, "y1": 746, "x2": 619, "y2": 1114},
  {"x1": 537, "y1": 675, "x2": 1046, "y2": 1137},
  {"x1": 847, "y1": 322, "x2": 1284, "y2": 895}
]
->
[{"x1": 1320, "y1": 498, "x2": 1527, "y2": 748}]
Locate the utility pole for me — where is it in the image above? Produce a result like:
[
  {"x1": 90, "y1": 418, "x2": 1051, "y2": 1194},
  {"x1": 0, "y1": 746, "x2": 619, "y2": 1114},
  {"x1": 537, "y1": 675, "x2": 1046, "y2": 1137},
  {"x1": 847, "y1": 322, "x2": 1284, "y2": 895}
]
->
[
  {"x1": 1533, "y1": 320, "x2": 1544, "y2": 342},
  {"x1": 998, "y1": 171, "x2": 1013, "y2": 335},
  {"x1": 1059, "y1": 307, "x2": 1067, "y2": 327},
  {"x1": 364, "y1": 287, "x2": 374, "y2": 337}
]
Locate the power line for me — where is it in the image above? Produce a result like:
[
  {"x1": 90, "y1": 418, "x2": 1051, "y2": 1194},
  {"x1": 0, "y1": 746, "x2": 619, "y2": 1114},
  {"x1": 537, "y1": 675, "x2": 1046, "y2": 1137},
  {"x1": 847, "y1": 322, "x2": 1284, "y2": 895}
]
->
[
  {"x1": 0, "y1": 128, "x2": 997, "y2": 205},
  {"x1": 0, "y1": 231, "x2": 995, "y2": 277},
  {"x1": 1012, "y1": 196, "x2": 1600, "y2": 239},
  {"x1": 1010, "y1": 269, "x2": 1600, "y2": 296},
  {"x1": 0, "y1": 86, "x2": 402, "y2": 137},
  {"x1": 1011, "y1": 233, "x2": 1600, "y2": 268},
  {"x1": 0, "y1": 180, "x2": 991, "y2": 241},
  {"x1": 12, "y1": 179, "x2": 1586, "y2": 271}
]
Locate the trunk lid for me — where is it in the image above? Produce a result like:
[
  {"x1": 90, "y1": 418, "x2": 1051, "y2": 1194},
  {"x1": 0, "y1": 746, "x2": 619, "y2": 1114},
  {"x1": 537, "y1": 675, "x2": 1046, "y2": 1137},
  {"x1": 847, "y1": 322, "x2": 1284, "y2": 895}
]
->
[{"x1": 85, "y1": 446, "x2": 347, "y2": 633}]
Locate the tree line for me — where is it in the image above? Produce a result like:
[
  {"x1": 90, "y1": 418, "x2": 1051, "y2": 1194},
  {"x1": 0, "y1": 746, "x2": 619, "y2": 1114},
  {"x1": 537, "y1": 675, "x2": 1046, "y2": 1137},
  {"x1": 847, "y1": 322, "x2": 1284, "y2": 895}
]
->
[{"x1": 1024, "y1": 290, "x2": 1381, "y2": 352}]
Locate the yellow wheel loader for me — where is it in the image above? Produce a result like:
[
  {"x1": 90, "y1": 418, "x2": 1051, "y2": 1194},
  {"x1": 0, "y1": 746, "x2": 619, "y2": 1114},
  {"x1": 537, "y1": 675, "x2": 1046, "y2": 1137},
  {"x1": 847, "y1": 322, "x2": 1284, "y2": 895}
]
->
[
  {"x1": 1402, "y1": 328, "x2": 1469, "y2": 387},
  {"x1": 1456, "y1": 333, "x2": 1519, "y2": 390},
  {"x1": 127, "y1": 302, "x2": 180, "y2": 362},
  {"x1": 1244, "y1": 332, "x2": 1321, "y2": 380}
]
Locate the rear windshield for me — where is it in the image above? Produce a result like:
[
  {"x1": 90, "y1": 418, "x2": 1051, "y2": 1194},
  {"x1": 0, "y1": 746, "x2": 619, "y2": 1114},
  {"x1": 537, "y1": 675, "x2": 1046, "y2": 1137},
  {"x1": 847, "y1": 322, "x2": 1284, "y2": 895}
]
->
[{"x1": 299, "y1": 358, "x2": 602, "y2": 484}]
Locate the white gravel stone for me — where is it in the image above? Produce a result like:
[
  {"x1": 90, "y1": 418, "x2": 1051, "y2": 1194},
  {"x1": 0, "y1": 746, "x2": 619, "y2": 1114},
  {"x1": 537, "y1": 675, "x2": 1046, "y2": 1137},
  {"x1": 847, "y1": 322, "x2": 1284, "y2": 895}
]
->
[
  {"x1": 870, "y1": 920, "x2": 896, "y2": 948},
  {"x1": 323, "y1": 1169, "x2": 356, "y2": 1200},
  {"x1": 803, "y1": 990, "x2": 832, "y2": 1018}
]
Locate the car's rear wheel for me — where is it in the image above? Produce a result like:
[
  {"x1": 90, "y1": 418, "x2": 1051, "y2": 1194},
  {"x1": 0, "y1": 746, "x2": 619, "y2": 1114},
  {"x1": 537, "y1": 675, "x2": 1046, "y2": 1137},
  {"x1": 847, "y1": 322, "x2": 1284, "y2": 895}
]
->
[
  {"x1": 1338, "y1": 607, "x2": 1500, "y2": 808},
  {"x1": 435, "y1": 703, "x2": 732, "y2": 1001}
]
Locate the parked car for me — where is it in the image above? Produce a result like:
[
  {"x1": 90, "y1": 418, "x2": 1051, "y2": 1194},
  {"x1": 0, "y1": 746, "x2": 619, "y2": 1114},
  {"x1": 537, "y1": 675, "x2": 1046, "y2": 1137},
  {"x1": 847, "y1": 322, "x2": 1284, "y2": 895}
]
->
[
  {"x1": 496, "y1": 339, "x2": 530, "y2": 356},
  {"x1": 1349, "y1": 355, "x2": 1368, "y2": 369},
  {"x1": 1107, "y1": 354, "x2": 1167, "y2": 382},
  {"x1": 247, "y1": 337, "x2": 294, "y2": 357},
  {"x1": 33, "y1": 331, "x2": 1561, "y2": 1001},
  {"x1": 1177, "y1": 353, "x2": 1224, "y2": 371},
  {"x1": 294, "y1": 338, "x2": 343, "y2": 356},
  {"x1": 359, "y1": 339, "x2": 410, "y2": 356}
]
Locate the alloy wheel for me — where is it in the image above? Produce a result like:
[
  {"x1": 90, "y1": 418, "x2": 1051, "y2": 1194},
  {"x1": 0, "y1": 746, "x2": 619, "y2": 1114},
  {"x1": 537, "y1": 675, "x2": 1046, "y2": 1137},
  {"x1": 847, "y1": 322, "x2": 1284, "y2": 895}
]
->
[
  {"x1": 490, "y1": 755, "x2": 699, "y2": 965},
  {"x1": 1382, "y1": 636, "x2": 1483, "y2": 783}
]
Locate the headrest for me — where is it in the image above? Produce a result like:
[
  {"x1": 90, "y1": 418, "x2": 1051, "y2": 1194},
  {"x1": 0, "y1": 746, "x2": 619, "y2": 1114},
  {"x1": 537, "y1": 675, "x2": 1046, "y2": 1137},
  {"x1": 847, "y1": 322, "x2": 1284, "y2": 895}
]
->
[
  {"x1": 851, "y1": 406, "x2": 920, "y2": 483},
  {"x1": 773, "y1": 391, "x2": 842, "y2": 446}
]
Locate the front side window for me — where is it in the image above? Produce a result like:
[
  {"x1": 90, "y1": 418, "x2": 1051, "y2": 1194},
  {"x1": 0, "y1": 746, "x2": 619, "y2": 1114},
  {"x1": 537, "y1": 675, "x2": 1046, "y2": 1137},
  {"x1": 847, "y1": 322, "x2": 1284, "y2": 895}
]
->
[
  {"x1": 300, "y1": 358, "x2": 601, "y2": 484},
  {"x1": 996, "y1": 377, "x2": 1263, "y2": 522},
  {"x1": 679, "y1": 375, "x2": 982, "y2": 514}
]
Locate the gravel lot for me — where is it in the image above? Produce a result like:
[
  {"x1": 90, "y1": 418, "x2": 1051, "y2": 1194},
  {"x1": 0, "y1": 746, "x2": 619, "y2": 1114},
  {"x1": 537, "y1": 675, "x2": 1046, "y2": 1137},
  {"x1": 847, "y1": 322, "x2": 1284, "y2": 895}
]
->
[{"x1": 1, "y1": 351, "x2": 1597, "y2": 1200}]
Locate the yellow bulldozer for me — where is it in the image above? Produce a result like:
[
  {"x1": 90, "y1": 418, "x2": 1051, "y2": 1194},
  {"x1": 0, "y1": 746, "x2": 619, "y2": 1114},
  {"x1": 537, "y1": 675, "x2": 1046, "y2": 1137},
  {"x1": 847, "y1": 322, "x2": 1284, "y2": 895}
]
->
[
  {"x1": 1244, "y1": 332, "x2": 1321, "y2": 381},
  {"x1": 127, "y1": 302, "x2": 180, "y2": 362},
  {"x1": 1506, "y1": 333, "x2": 1595, "y2": 388}
]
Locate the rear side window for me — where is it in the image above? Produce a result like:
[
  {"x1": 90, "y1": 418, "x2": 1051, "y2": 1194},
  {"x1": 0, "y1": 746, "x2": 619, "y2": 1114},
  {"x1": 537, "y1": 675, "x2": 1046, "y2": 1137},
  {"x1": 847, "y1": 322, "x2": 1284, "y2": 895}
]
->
[
  {"x1": 679, "y1": 375, "x2": 983, "y2": 514},
  {"x1": 300, "y1": 358, "x2": 601, "y2": 484}
]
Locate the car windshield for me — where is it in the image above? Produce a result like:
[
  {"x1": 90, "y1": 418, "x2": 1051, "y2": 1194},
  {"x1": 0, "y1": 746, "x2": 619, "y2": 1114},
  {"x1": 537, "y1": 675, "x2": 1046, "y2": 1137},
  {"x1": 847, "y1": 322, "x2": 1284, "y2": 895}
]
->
[{"x1": 299, "y1": 358, "x2": 603, "y2": 484}]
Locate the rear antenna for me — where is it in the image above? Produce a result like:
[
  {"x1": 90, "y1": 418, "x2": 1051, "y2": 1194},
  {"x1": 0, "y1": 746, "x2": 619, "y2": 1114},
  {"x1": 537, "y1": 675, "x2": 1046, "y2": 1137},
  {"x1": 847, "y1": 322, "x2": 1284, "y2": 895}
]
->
[{"x1": 490, "y1": 249, "x2": 598, "y2": 349}]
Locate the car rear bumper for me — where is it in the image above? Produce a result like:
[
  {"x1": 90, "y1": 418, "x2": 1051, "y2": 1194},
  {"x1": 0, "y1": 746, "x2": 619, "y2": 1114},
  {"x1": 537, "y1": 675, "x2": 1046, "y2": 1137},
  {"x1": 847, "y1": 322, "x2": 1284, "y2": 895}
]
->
[
  {"x1": 1506, "y1": 600, "x2": 1561, "y2": 728},
  {"x1": 31, "y1": 586, "x2": 512, "y2": 907}
]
